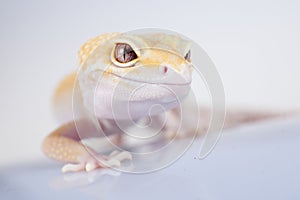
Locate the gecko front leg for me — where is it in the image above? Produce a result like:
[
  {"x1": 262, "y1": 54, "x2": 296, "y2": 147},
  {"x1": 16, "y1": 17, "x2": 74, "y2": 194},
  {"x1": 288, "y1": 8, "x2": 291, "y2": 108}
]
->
[{"x1": 42, "y1": 120, "x2": 132, "y2": 173}]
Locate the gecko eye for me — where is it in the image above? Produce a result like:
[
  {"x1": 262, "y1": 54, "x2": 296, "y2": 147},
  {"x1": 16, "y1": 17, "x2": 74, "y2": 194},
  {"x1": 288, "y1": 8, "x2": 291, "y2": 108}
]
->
[
  {"x1": 114, "y1": 43, "x2": 138, "y2": 64},
  {"x1": 184, "y1": 50, "x2": 191, "y2": 62}
]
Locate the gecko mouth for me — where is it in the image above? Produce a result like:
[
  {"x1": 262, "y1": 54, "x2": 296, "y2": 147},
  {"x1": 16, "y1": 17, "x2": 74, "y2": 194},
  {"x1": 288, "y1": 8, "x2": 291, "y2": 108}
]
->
[
  {"x1": 93, "y1": 69, "x2": 192, "y2": 86},
  {"x1": 90, "y1": 68, "x2": 191, "y2": 119}
]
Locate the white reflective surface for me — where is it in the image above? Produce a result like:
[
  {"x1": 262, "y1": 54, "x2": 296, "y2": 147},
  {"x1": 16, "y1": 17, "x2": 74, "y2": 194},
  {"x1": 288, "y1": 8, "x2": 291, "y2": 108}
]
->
[{"x1": 1, "y1": 117, "x2": 299, "y2": 200}]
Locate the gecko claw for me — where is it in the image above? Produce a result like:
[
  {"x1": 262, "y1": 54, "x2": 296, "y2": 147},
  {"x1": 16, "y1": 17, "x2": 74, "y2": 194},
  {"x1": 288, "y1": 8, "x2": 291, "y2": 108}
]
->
[
  {"x1": 110, "y1": 151, "x2": 132, "y2": 161},
  {"x1": 85, "y1": 162, "x2": 97, "y2": 172}
]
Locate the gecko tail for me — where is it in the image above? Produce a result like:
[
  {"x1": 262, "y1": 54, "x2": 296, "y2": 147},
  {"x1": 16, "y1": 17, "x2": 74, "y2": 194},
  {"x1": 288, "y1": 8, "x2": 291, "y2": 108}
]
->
[{"x1": 223, "y1": 108, "x2": 297, "y2": 129}]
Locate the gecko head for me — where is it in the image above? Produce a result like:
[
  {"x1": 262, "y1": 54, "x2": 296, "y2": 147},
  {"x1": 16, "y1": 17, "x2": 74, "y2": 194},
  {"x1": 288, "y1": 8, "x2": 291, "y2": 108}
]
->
[{"x1": 78, "y1": 32, "x2": 193, "y2": 119}]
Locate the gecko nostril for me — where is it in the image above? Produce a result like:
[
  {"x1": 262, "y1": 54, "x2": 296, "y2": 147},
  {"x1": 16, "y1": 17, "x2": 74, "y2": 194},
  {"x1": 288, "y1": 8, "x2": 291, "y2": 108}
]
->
[
  {"x1": 163, "y1": 66, "x2": 168, "y2": 74},
  {"x1": 164, "y1": 66, "x2": 168, "y2": 73},
  {"x1": 159, "y1": 65, "x2": 169, "y2": 75}
]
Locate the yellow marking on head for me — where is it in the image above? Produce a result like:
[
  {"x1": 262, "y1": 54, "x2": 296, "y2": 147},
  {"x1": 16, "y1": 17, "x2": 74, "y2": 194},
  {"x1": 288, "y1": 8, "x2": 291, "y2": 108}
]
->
[
  {"x1": 138, "y1": 49, "x2": 186, "y2": 72},
  {"x1": 78, "y1": 33, "x2": 119, "y2": 65}
]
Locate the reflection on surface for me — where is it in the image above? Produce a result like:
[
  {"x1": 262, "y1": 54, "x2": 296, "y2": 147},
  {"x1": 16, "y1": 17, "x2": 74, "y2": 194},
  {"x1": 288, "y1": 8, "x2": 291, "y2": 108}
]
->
[{"x1": 1, "y1": 117, "x2": 300, "y2": 200}]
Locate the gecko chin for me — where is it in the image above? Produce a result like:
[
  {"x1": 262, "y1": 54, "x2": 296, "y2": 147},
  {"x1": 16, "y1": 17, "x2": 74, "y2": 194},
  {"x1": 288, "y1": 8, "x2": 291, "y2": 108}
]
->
[{"x1": 90, "y1": 76, "x2": 191, "y2": 120}]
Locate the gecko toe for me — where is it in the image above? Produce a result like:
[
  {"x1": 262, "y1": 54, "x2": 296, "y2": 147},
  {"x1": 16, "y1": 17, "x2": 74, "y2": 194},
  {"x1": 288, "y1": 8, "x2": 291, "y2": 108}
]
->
[{"x1": 62, "y1": 163, "x2": 85, "y2": 173}]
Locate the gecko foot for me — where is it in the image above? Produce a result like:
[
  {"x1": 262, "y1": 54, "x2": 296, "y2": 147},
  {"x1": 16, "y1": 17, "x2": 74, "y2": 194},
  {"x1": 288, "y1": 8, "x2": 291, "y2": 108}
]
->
[{"x1": 61, "y1": 151, "x2": 132, "y2": 173}]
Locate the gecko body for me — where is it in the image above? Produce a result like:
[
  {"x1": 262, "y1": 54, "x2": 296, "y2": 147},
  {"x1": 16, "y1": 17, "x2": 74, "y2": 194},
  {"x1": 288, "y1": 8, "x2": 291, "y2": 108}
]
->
[
  {"x1": 43, "y1": 32, "x2": 196, "y2": 172},
  {"x1": 43, "y1": 32, "x2": 279, "y2": 173}
]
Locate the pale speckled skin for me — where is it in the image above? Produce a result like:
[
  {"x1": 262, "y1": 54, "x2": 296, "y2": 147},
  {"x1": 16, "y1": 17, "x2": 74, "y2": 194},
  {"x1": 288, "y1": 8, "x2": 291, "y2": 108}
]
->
[{"x1": 43, "y1": 32, "x2": 279, "y2": 173}]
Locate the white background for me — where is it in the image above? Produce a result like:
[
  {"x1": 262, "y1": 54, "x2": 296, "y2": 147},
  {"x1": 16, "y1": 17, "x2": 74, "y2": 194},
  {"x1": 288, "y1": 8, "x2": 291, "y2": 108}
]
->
[{"x1": 0, "y1": 0, "x2": 299, "y2": 185}]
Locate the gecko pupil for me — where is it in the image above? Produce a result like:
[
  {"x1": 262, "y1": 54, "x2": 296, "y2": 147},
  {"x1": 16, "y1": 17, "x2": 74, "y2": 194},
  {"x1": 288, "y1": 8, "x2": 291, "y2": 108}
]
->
[
  {"x1": 184, "y1": 50, "x2": 191, "y2": 62},
  {"x1": 115, "y1": 43, "x2": 137, "y2": 63}
]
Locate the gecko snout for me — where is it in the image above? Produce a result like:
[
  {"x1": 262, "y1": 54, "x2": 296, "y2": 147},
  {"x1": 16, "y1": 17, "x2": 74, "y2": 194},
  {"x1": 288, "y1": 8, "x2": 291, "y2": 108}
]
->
[{"x1": 156, "y1": 64, "x2": 192, "y2": 85}]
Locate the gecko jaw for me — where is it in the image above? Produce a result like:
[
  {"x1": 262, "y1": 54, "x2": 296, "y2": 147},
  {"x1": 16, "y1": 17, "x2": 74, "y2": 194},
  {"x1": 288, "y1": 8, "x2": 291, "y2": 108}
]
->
[{"x1": 92, "y1": 69, "x2": 192, "y2": 86}]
